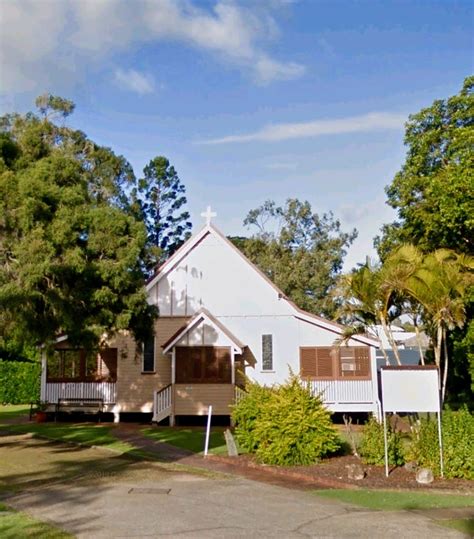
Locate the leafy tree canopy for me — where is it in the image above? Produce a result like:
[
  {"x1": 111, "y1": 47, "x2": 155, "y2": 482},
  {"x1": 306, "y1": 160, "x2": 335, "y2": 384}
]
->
[
  {"x1": 0, "y1": 94, "x2": 157, "y2": 349},
  {"x1": 377, "y1": 76, "x2": 474, "y2": 258},
  {"x1": 232, "y1": 199, "x2": 357, "y2": 318}
]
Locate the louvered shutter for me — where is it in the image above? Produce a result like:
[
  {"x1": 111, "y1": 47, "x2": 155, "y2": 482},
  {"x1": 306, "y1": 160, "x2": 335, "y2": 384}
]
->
[
  {"x1": 300, "y1": 348, "x2": 317, "y2": 379},
  {"x1": 354, "y1": 347, "x2": 370, "y2": 377},
  {"x1": 191, "y1": 347, "x2": 202, "y2": 380},
  {"x1": 315, "y1": 347, "x2": 334, "y2": 378},
  {"x1": 176, "y1": 347, "x2": 192, "y2": 383},
  {"x1": 216, "y1": 348, "x2": 232, "y2": 383}
]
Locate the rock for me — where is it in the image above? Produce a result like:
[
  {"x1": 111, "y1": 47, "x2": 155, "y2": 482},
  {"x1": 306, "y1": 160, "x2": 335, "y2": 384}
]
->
[
  {"x1": 416, "y1": 468, "x2": 434, "y2": 484},
  {"x1": 346, "y1": 463, "x2": 366, "y2": 480},
  {"x1": 404, "y1": 461, "x2": 418, "y2": 472},
  {"x1": 224, "y1": 429, "x2": 239, "y2": 457}
]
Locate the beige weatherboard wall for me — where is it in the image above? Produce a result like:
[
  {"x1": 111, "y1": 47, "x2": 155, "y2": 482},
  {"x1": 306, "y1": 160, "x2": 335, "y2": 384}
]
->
[{"x1": 113, "y1": 317, "x2": 189, "y2": 414}]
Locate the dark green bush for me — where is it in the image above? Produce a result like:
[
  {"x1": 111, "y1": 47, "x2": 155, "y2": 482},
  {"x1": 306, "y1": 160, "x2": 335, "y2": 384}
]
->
[
  {"x1": 0, "y1": 360, "x2": 41, "y2": 404},
  {"x1": 232, "y1": 375, "x2": 341, "y2": 466},
  {"x1": 359, "y1": 416, "x2": 405, "y2": 466},
  {"x1": 408, "y1": 407, "x2": 474, "y2": 479}
]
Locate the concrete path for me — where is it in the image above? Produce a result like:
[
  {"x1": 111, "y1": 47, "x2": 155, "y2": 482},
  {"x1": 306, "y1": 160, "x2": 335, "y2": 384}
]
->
[{"x1": 8, "y1": 472, "x2": 467, "y2": 538}]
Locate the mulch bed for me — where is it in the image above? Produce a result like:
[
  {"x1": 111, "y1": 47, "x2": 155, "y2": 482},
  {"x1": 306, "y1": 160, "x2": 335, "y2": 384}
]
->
[{"x1": 208, "y1": 453, "x2": 474, "y2": 492}]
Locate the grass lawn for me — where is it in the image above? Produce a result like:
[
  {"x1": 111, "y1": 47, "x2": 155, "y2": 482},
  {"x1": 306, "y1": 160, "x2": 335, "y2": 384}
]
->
[
  {"x1": 141, "y1": 427, "x2": 228, "y2": 455},
  {"x1": 0, "y1": 405, "x2": 134, "y2": 453},
  {"x1": 4, "y1": 421, "x2": 133, "y2": 453},
  {"x1": 438, "y1": 518, "x2": 474, "y2": 535},
  {"x1": 315, "y1": 489, "x2": 474, "y2": 511},
  {"x1": 0, "y1": 502, "x2": 72, "y2": 538},
  {"x1": 0, "y1": 404, "x2": 31, "y2": 424}
]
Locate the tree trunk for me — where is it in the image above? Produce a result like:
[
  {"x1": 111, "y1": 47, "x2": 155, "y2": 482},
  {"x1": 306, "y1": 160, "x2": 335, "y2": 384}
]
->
[
  {"x1": 414, "y1": 321, "x2": 425, "y2": 365},
  {"x1": 371, "y1": 325, "x2": 391, "y2": 365},
  {"x1": 434, "y1": 324, "x2": 442, "y2": 367},
  {"x1": 441, "y1": 327, "x2": 449, "y2": 404},
  {"x1": 380, "y1": 316, "x2": 401, "y2": 365},
  {"x1": 379, "y1": 340, "x2": 391, "y2": 366}
]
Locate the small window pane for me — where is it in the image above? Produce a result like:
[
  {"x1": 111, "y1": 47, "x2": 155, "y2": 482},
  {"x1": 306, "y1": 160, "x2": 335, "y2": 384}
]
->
[
  {"x1": 262, "y1": 335, "x2": 273, "y2": 371},
  {"x1": 143, "y1": 337, "x2": 155, "y2": 372}
]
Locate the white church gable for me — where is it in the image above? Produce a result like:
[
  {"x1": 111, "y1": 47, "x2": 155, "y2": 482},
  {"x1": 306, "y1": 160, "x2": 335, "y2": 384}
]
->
[{"x1": 148, "y1": 227, "x2": 294, "y2": 318}]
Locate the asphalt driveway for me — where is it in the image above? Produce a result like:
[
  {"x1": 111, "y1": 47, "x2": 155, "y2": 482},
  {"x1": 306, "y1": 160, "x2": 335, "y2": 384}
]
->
[
  {"x1": 0, "y1": 431, "x2": 467, "y2": 538},
  {"x1": 8, "y1": 472, "x2": 466, "y2": 538}
]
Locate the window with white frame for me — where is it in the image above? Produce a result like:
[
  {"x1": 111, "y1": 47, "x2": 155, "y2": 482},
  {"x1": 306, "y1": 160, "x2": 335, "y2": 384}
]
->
[{"x1": 262, "y1": 334, "x2": 273, "y2": 371}]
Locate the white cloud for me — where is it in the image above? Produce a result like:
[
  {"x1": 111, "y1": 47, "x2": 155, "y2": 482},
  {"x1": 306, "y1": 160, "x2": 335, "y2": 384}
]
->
[
  {"x1": 253, "y1": 55, "x2": 305, "y2": 85},
  {"x1": 114, "y1": 69, "x2": 155, "y2": 95},
  {"x1": 0, "y1": 0, "x2": 304, "y2": 94},
  {"x1": 0, "y1": 0, "x2": 68, "y2": 92},
  {"x1": 199, "y1": 112, "x2": 407, "y2": 144}
]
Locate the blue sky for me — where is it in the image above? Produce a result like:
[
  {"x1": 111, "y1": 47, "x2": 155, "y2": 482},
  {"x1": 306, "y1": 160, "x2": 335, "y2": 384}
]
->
[{"x1": 1, "y1": 0, "x2": 472, "y2": 268}]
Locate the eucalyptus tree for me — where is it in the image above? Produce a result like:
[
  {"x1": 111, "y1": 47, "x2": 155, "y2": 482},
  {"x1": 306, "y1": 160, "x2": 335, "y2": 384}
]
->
[{"x1": 235, "y1": 199, "x2": 357, "y2": 318}]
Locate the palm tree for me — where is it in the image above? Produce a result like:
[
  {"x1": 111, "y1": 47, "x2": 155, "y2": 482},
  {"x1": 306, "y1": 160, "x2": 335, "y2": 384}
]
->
[
  {"x1": 336, "y1": 261, "x2": 403, "y2": 365},
  {"x1": 402, "y1": 248, "x2": 474, "y2": 402},
  {"x1": 383, "y1": 245, "x2": 426, "y2": 364}
]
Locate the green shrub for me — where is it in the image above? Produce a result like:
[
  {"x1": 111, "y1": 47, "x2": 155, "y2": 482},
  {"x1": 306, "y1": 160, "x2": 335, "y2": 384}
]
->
[
  {"x1": 408, "y1": 407, "x2": 474, "y2": 479},
  {"x1": 359, "y1": 416, "x2": 405, "y2": 466},
  {"x1": 232, "y1": 375, "x2": 341, "y2": 466},
  {"x1": 232, "y1": 382, "x2": 273, "y2": 453},
  {"x1": 0, "y1": 360, "x2": 41, "y2": 404}
]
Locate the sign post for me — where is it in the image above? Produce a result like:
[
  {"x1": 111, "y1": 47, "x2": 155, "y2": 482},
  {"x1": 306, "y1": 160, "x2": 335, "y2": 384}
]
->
[
  {"x1": 380, "y1": 366, "x2": 442, "y2": 477},
  {"x1": 204, "y1": 405, "x2": 213, "y2": 456}
]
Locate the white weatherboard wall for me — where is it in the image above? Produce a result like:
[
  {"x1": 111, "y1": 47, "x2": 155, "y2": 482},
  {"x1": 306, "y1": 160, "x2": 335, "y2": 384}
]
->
[
  {"x1": 151, "y1": 232, "x2": 293, "y2": 318},
  {"x1": 176, "y1": 320, "x2": 235, "y2": 347}
]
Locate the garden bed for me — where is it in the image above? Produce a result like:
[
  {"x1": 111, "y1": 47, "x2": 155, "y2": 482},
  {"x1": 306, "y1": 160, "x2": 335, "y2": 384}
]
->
[{"x1": 208, "y1": 453, "x2": 474, "y2": 493}]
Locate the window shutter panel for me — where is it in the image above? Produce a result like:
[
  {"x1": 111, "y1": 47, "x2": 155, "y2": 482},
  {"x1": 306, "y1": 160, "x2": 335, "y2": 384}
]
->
[
  {"x1": 355, "y1": 347, "x2": 370, "y2": 377},
  {"x1": 339, "y1": 347, "x2": 355, "y2": 377},
  {"x1": 315, "y1": 348, "x2": 334, "y2": 378},
  {"x1": 300, "y1": 348, "x2": 317, "y2": 379},
  {"x1": 191, "y1": 348, "x2": 202, "y2": 379},
  {"x1": 217, "y1": 348, "x2": 232, "y2": 383}
]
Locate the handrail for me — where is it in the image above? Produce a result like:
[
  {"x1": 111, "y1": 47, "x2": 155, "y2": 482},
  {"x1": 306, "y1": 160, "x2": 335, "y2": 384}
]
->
[{"x1": 153, "y1": 384, "x2": 173, "y2": 423}]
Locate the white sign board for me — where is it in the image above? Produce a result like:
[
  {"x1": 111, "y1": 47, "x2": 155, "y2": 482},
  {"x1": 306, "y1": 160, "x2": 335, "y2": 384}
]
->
[
  {"x1": 380, "y1": 367, "x2": 443, "y2": 477},
  {"x1": 381, "y1": 367, "x2": 440, "y2": 413}
]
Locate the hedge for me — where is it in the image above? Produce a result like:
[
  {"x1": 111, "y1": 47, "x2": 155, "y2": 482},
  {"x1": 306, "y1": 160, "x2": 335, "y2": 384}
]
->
[
  {"x1": 407, "y1": 407, "x2": 474, "y2": 479},
  {"x1": 0, "y1": 361, "x2": 41, "y2": 404}
]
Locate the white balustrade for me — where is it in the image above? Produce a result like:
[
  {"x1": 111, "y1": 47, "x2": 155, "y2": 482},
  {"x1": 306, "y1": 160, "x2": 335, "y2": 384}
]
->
[
  {"x1": 43, "y1": 382, "x2": 116, "y2": 404},
  {"x1": 308, "y1": 380, "x2": 374, "y2": 404}
]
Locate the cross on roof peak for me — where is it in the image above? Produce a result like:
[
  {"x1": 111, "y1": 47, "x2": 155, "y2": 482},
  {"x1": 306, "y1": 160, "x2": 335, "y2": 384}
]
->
[{"x1": 201, "y1": 205, "x2": 217, "y2": 225}]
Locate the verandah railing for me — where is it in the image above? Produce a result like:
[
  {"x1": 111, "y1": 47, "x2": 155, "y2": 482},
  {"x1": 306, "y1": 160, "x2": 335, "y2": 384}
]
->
[{"x1": 43, "y1": 382, "x2": 116, "y2": 404}]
